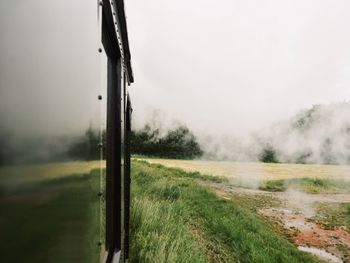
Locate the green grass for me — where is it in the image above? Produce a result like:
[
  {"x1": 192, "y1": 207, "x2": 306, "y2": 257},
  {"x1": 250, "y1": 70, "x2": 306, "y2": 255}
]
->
[
  {"x1": 130, "y1": 160, "x2": 322, "y2": 263},
  {"x1": 259, "y1": 177, "x2": 350, "y2": 193},
  {"x1": 0, "y1": 169, "x2": 101, "y2": 263},
  {"x1": 136, "y1": 160, "x2": 228, "y2": 184},
  {"x1": 259, "y1": 179, "x2": 286, "y2": 192}
]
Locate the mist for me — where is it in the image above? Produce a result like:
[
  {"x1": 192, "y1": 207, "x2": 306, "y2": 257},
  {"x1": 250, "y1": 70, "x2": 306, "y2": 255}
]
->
[
  {"x1": 135, "y1": 102, "x2": 350, "y2": 165},
  {"x1": 0, "y1": 0, "x2": 101, "y2": 138},
  {"x1": 2, "y1": 1, "x2": 350, "y2": 166},
  {"x1": 127, "y1": 0, "x2": 350, "y2": 137}
]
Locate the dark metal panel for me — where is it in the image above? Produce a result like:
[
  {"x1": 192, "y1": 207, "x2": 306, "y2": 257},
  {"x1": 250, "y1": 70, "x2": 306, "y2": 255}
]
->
[
  {"x1": 102, "y1": 1, "x2": 133, "y2": 262},
  {"x1": 102, "y1": 0, "x2": 121, "y2": 60},
  {"x1": 105, "y1": 57, "x2": 122, "y2": 262},
  {"x1": 124, "y1": 93, "x2": 132, "y2": 259},
  {"x1": 120, "y1": 59, "x2": 126, "y2": 262},
  {"x1": 101, "y1": 0, "x2": 133, "y2": 83},
  {"x1": 111, "y1": 0, "x2": 134, "y2": 83},
  {"x1": 0, "y1": 1, "x2": 105, "y2": 262}
]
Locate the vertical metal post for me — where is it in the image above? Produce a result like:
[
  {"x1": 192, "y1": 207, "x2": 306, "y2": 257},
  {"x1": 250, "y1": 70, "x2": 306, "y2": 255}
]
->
[
  {"x1": 101, "y1": 0, "x2": 134, "y2": 261},
  {"x1": 106, "y1": 57, "x2": 122, "y2": 262},
  {"x1": 124, "y1": 93, "x2": 132, "y2": 259}
]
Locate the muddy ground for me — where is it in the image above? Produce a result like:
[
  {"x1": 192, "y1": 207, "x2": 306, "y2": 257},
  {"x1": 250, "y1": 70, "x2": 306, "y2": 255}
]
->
[{"x1": 208, "y1": 182, "x2": 350, "y2": 263}]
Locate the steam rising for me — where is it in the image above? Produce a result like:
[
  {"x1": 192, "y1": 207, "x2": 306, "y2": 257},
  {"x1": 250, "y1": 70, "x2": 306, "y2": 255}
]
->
[
  {"x1": 127, "y1": 0, "x2": 350, "y2": 138},
  {"x1": 199, "y1": 103, "x2": 350, "y2": 165}
]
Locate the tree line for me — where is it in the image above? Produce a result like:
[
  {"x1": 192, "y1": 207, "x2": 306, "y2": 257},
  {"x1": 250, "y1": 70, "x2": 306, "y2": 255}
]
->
[
  {"x1": 0, "y1": 123, "x2": 203, "y2": 166},
  {"x1": 131, "y1": 124, "x2": 203, "y2": 159}
]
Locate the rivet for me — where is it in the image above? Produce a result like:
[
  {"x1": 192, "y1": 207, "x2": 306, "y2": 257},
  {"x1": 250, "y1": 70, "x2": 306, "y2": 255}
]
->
[
  {"x1": 99, "y1": 1, "x2": 103, "y2": 6},
  {"x1": 98, "y1": 95, "x2": 102, "y2": 100},
  {"x1": 97, "y1": 241, "x2": 102, "y2": 246},
  {"x1": 97, "y1": 143, "x2": 103, "y2": 149},
  {"x1": 98, "y1": 192, "x2": 103, "y2": 197},
  {"x1": 98, "y1": 48, "x2": 103, "y2": 53}
]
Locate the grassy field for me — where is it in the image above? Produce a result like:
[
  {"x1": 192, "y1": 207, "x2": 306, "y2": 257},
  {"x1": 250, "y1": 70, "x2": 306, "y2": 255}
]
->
[
  {"x1": 0, "y1": 163, "x2": 102, "y2": 263},
  {"x1": 1, "y1": 159, "x2": 347, "y2": 262},
  {"x1": 259, "y1": 177, "x2": 350, "y2": 193},
  {"x1": 141, "y1": 158, "x2": 350, "y2": 181},
  {"x1": 139, "y1": 158, "x2": 350, "y2": 193},
  {"x1": 129, "y1": 160, "x2": 322, "y2": 263}
]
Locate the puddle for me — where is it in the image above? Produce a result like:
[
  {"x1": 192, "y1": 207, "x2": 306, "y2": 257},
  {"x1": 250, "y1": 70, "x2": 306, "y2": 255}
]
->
[{"x1": 298, "y1": 246, "x2": 343, "y2": 263}]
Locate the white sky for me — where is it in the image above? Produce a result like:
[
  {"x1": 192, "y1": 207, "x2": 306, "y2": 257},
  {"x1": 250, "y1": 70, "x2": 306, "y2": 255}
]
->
[
  {"x1": 1, "y1": 0, "x2": 350, "y2": 138},
  {"x1": 126, "y1": 0, "x2": 350, "y2": 136}
]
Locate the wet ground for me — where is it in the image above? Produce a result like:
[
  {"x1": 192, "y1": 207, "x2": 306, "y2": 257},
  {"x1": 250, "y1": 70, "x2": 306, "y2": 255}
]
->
[
  {"x1": 141, "y1": 158, "x2": 350, "y2": 262},
  {"x1": 210, "y1": 183, "x2": 350, "y2": 263}
]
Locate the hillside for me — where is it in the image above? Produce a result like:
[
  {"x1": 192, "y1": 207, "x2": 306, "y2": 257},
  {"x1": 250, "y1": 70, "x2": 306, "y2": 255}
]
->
[
  {"x1": 257, "y1": 102, "x2": 350, "y2": 164},
  {"x1": 199, "y1": 102, "x2": 350, "y2": 165}
]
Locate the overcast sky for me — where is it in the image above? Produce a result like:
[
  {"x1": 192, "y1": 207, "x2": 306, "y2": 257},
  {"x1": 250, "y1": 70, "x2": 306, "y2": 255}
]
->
[
  {"x1": 1, "y1": 1, "x2": 350, "y2": 138},
  {"x1": 126, "y1": 0, "x2": 350, "y2": 136}
]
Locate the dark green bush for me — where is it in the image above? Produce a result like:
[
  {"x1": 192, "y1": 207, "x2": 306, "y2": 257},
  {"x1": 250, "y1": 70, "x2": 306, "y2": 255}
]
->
[
  {"x1": 259, "y1": 146, "x2": 278, "y2": 163},
  {"x1": 131, "y1": 124, "x2": 203, "y2": 159}
]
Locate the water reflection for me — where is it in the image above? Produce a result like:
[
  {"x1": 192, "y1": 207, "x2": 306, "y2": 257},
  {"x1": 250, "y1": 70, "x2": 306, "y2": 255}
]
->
[{"x1": 0, "y1": 0, "x2": 106, "y2": 261}]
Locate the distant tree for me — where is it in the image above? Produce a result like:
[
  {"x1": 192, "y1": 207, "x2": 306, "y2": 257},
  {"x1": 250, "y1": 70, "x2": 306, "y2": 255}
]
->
[
  {"x1": 320, "y1": 138, "x2": 336, "y2": 164},
  {"x1": 259, "y1": 145, "x2": 278, "y2": 163},
  {"x1": 292, "y1": 105, "x2": 320, "y2": 131},
  {"x1": 131, "y1": 124, "x2": 203, "y2": 159},
  {"x1": 295, "y1": 151, "x2": 312, "y2": 164}
]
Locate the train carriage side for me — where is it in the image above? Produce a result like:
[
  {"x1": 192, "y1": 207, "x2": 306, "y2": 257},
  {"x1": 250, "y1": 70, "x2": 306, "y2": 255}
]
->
[{"x1": 0, "y1": 0, "x2": 134, "y2": 262}]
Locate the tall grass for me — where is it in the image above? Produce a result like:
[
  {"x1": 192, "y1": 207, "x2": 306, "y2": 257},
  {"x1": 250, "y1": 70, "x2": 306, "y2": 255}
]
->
[
  {"x1": 129, "y1": 163, "x2": 207, "y2": 262},
  {"x1": 130, "y1": 197, "x2": 207, "y2": 263},
  {"x1": 130, "y1": 160, "x2": 322, "y2": 263}
]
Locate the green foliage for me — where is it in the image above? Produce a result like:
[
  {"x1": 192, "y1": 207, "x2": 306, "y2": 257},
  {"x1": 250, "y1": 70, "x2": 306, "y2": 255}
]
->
[
  {"x1": 259, "y1": 145, "x2": 278, "y2": 163},
  {"x1": 130, "y1": 160, "x2": 322, "y2": 263},
  {"x1": 292, "y1": 105, "x2": 320, "y2": 131},
  {"x1": 131, "y1": 124, "x2": 203, "y2": 159}
]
